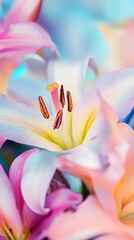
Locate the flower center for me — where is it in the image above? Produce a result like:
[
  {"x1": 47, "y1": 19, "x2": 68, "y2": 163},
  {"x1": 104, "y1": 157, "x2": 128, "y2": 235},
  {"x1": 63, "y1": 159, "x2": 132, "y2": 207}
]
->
[{"x1": 38, "y1": 82, "x2": 73, "y2": 130}]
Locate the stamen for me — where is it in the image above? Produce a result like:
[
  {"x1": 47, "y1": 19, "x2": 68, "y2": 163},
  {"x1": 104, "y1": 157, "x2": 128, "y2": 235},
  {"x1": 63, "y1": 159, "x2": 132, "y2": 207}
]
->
[
  {"x1": 67, "y1": 91, "x2": 73, "y2": 112},
  {"x1": 38, "y1": 96, "x2": 50, "y2": 119},
  {"x1": 60, "y1": 85, "x2": 65, "y2": 108},
  {"x1": 53, "y1": 109, "x2": 63, "y2": 130},
  {"x1": 46, "y1": 82, "x2": 60, "y2": 112}
]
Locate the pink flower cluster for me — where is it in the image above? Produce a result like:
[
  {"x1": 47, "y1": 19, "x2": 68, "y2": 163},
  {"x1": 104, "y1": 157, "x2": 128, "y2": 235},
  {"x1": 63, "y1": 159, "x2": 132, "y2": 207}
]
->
[{"x1": 0, "y1": 1, "x2": 134, "y2": 239}]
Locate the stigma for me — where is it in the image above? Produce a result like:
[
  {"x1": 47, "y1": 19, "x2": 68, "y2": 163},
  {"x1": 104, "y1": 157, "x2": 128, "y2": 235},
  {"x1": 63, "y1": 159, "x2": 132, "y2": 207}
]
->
[{"x1": 38, "y1": 82, "x2": 73, "y2": 130}]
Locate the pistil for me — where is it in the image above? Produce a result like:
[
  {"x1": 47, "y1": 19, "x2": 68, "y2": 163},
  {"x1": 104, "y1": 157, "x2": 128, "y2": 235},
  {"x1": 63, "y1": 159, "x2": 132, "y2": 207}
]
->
[{"x1": 47, "y1": 82, "x2": 61, "y2": 112}]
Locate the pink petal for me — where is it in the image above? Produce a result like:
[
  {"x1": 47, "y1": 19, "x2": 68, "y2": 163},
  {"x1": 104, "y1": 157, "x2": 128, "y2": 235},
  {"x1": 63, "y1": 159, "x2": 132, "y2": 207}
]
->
[
  {"x1": 21, "y1": 150, "x2": 57, "y2": 214},
  {"x1": 4, "y1": 0, "x2": 42, "y2": 24},
  {"x1": 46, "y1": 188, "x2": 82, "y2": 212},
  {"x1": 57, "y1": 99, "x2": 129, "y2": 217},
  {"x1": 0, "y1": 136, "x2": 6, "y2": 148},
  {"x1": 0, "y1": 22, "x2": 56, "y2": 61},
  {"x1": 48, "y1": 196, "x2": 128, "y2": 240},
  {"x1": 30, "y1": 189, "x2": 82, "y2": 240},
  {"x1": 9, "y1": 149, "x2": 39, "y2": 213},
  {"x1": 0, "y1": 165, "x2": 22, "y2": 237}
]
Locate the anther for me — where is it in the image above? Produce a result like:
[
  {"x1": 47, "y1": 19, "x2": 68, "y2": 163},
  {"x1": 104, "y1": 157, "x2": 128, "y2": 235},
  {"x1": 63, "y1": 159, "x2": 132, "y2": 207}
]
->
[
  {"x1": 60, "y1": 85, "x2": 65, "y2": 108},
  {"x1": 38, "y1": 96, "x2": 50, "y2": 119},
  {"x1": 53, "y1": 109, "x2": 63, "y2": 130},
  {"x1": 67, "y1": 91, "x2": 73, "y2": 112}
]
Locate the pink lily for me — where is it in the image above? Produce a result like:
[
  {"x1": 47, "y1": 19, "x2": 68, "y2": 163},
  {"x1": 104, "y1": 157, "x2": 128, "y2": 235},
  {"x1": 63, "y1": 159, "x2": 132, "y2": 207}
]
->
[
  {"x1": 0, "y1": 148, "x2": 82, "y2": 239},
  {"x1": 48, "y1": 122, "x2": 134, "y2": 240},
  {"x1": 0, "y1": 0, "x2": 56, "y2": 94},
  {"x1": 0, "y1": 57, "x2": 133, "y2": 211}
]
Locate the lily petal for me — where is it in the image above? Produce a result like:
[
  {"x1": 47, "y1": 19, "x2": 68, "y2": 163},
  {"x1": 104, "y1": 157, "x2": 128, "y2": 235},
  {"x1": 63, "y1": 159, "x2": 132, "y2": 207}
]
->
[
  {"x1": 0, "y1": 22, "x2": 56, "y2": 61},
  {"x1": 4, "y1": 0, "x2": 42, "y2": 24},
  {"x1": 9, "y1": 54, "x2": 53, "y2": 109},
  {"x1": 96, "y1": 68, "x2": 134, "y2": 118},
  {"x1": 48, "y1": 196, "x2": 127, "y2": 240},
  {"x1": 57, "y1": 99, "x2": 129, "y2": 217},
  {"x1": 0, "y1": 95, "x2": 64, "y2": 151},
  {"x1": 9, "y1": 149, "x2": 39, "y2": 212},
  {"x1": 0, "y1": 136, "x2": 6, "y2": 148},
  {"x1": 0, "y1": 165, "x2": 22, "y2": 238},
  {"x1": 47, "y1": 57, "x2": 97, "y2": 104},
  {"x1": 46, "y1": 188, "x2": 82, "y2": 212},
  {"x1": 31, "y1": 189, "x2": 82, "y2": 240},
  {"x1": 21, "y1": 150, "x2": 57, "y2": 214}
]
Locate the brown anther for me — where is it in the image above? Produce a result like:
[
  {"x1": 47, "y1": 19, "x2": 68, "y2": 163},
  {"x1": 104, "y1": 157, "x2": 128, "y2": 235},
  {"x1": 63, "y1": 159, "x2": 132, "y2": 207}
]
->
[
  {"x1": 38, "y1": 96, "x2": 50, "y2": 119},
  {"x1": 60, "y1": 85, "x2": 65, "y2": 108},
  {"x1": 53, "y1": 109, "x2": 63, "y2": 130},
  {"x1": 67, "y1": 91, "x2": 73, "y2": 112}
]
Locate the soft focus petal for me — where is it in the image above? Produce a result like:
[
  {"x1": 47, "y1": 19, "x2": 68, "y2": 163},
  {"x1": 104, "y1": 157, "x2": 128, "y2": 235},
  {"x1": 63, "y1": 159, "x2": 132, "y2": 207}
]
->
[
  {"x1": 114, "y1": 123, "x2": 134, "y2": 218},
  {"x1": 48, "y1": 196, "x2": 127, "y2": 240},
  {"x1": 0, "y1": 165, "x2": 22, "y2": 237},
  {"x1": 0, "y1": 61, "x2": 16, "y2": 95},
  {"x1": 0, "y1": 135, "x2": 6, "y2": 148},
  {"x1": 4, "y1": 0, "x2": 42, "y2": 24},
  {"x1": 31, "y1": 189, "x2": 82, "y2": 240},
  {"x1": 46, "y1": 188, "x2": 82, "y2": 212},
  {"x1": 8, "y1": 54, "x2": 52, "y2": 108},
  {"x1": 21, "y1": 150, "x2": 57, "y2": 214},
  {"x1": 0, "y1": 22, "x2": 56, "y2": 61},
  {"x1": 96, "y1": 68, "x2": 134, "y2": 118}
]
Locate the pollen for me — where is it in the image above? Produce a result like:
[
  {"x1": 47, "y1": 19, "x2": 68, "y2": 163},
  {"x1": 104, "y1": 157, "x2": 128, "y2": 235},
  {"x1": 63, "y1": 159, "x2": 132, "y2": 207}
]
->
[
  {"x1": 46, "y1": 82, "x2": 59, "y2": 92},
  {"x1": 38, "y1": 96, "x2": 50, "y2": 119},
  {"x1": 53, "y1": 109, "x2": 63, "y2": 130},
  {"x1": 67, "y1": 91, "x2": 73, "y2": 112},
  {"x1": 60, "y1": 85, "x2": 65, "y2": 108}
]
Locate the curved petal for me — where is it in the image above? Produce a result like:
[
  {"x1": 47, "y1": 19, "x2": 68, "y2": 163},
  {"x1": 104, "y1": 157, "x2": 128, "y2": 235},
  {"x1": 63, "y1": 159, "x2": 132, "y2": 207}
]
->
[
  {"x1": 30, "y1": 189, "x2": 82, "y2": 240},
  {"x1": 9, "y1": 149, "x2": 39, "y2": 212},
  {"x1": 8, "y1": 54, "x2": 52, "y2": 109},
  {"x1": 46, "y1": 188, "x2": 82, "y2": 212},
  {"x1": 48, "y1": 196, "x2": 128, "y2": 240},
  {"x1": 21, "y1": 150, "x2": 57, "y2": 214},
  {"x1": 0, "y1": 94, "x2": 64, "y2": 151},
  {"x1": 57, "y1": 100, "x2": 129, "y2": 217},
  {"x1": 96, "y1": 68, "x2": 134, "y2": 118},
  {"x1": 0, "y1": 165, "x2": 22, "y2": 237},
  {"x1": 4, "y1": 0, "x2": 42, "y2": 24},
  {"x1": 0, "y1": 22, "x2": 56, "y2": 61},
  {"x1": 9, "y1": 149, "x2": 43, "y2": 231},
  {"x1": 47, "y1": 57, "x2": 97, "y2": 104},
  {"x1": 0, "y1": 135, "x2": 6, "y2": 148}
]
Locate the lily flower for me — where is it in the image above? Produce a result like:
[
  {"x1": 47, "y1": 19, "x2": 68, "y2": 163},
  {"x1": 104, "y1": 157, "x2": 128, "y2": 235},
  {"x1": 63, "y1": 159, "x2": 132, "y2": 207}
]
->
[
  {"x1": 0, "y1": 0, "x2": 56, "y2": 95},
  {"x1": 0, "y1": 148, "x2": 82, "y2": 239},
  {"x1": 48, "y1": 123, "x2": 134, "y2": 240},
  {"x1": 0, "y1": 56, "x2": 133, "y2": 211}
]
